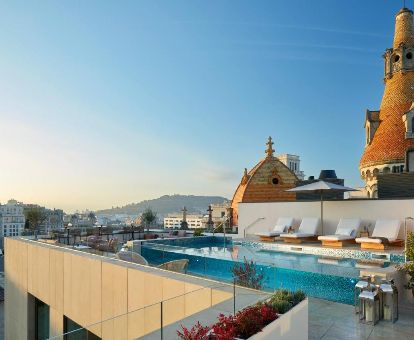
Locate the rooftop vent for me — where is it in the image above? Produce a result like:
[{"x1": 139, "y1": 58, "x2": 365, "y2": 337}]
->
[{"x1": 319, "y1": 170, "x2": 337, "y2": 179}]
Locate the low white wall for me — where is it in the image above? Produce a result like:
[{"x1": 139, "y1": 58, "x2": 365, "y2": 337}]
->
[
  {"x1": 251, "y1": 298, "x2": 308, "y2": 340},
  {"x1": 238, "y1": 199, "x2": 414, "y2": 238}
]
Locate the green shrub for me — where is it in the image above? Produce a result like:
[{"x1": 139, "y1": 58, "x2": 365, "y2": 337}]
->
[
  {"x1": 397, "y1": 231, "x2": 414, "y2": 290},
  {"x1": 193, "y1": 228, "x2": 204, "y2": 237},
  {"x1": 270, "y1": 299, "x2": 292, "y2": 314},
  {"x1": 292, "y1": 290, "x2": 306, "y2": 305},
  {"x1": 268, "y1": 289, "x2": 306, "y2": 314}
]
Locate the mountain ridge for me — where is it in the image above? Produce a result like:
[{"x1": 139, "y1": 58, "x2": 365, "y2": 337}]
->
[{"x1": 96, "y1": 194, "x2": 229, "y2": 217}]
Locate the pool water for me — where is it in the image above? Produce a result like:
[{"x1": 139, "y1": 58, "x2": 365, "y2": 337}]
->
[{"x1": 140, "y1": 237, "x2": 387, "y2": 305}]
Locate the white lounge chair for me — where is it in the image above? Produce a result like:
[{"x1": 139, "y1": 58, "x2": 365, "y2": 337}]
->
[
  {"x1": 280, "y1": 218, "x2": 320, "y2": 243},
  {"x1": 318, "y1": 218, "x2": 361, "y2": 248},
  {"x1": 355, "y1": 219, "x2": 403, "y2": 250},
  {"x1": 255, "y1": 217, "x2": 294, "y2": 242}
]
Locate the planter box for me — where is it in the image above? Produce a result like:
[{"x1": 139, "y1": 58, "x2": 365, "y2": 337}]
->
[{"x1": 249, "y1": 298, "x2": 308, "y2": 340}]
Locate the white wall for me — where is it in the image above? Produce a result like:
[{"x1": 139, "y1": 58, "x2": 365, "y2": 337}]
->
[{"x1": 238, "y1": 199, "x2": 414, "y2": 238}]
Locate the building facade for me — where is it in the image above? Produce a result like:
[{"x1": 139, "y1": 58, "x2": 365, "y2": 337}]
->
[
  {"x1": 231, "y1": 137, "x2": 298, "y2": 226},
  {"x1": 5, "y1": 237, "x2": 232, "y2": 339},
  {"x1": 164, "y1": 213, "x2": 204, "y2": 229},
  {"x1": 360, "y1": 7, "x2": 414, "y2": 198},
  {"x1": 0, "y1": 199, "x2": 25, "y2": 238}
]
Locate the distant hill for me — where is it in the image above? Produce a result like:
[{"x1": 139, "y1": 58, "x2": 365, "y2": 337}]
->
[{"x1": 96, "y1": 195, "x2": 229, "y2": 217}]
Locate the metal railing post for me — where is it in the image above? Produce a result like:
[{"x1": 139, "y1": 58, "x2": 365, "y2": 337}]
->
[
  {"x1": 233, "y1": 278, "x2": 236, "y2": 315},
  {"x1": 404, "y1": 217, "x2": 413, "y2": 262},
  {"x1": 160, "y1": 301, "x2": 163, "y2": 340}
]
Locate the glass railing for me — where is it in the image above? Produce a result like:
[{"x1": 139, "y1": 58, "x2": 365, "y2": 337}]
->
[{"x1": 47, "y1": 279, "x2": 269, "y2": 340}]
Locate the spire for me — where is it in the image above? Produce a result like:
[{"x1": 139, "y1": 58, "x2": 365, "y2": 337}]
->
[
  {"x1": 393, "y1": 7, "x2": 414, "y2": 48},
  {"x1": 241, "y1": 168, "x2": 249, "y2": 185},
  {"x1": 265, "y1": 136, "x2": 274, "y2": 157}
]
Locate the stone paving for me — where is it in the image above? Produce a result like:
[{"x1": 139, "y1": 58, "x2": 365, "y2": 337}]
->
[{"x1": 309, "y1": 297, "x2": 414, "y2": 340}]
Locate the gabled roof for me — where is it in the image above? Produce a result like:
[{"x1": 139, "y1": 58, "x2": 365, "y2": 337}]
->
[
  {"x1": 365, "y1": 110, "x2": 380, "y2": 123},
  {"x1": 364, "y1": 110, "x2": 380, "y2": 128}
]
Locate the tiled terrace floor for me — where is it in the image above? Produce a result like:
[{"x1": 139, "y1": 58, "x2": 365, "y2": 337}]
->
[
  {"x1": 245, "y1": 236, "x2": 405, "y2": 255},
  {"x1": 309, "y1": 297, "x2": 414, "y2": 340}
]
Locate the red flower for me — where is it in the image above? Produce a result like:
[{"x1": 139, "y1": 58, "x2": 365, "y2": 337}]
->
[
  {"x1": 177, "y1": 321, "x2": 210, "y2": 340},
  {"x1": 212, "y1": 314, "x2": 237, "y2": 339}
]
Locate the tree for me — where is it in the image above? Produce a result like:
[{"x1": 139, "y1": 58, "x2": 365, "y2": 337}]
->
[
  {"x1": 24, "y1": 208, "x2": 47, "y2": 237},
  {"x1": 141, "y1": 207, "x2": 157, "y2": 232},
  {"x1": 88, "y1": 212, "x2": 97, "y2": 224}
]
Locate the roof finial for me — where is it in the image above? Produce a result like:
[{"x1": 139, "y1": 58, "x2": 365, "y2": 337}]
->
[
  {"x1": 241, "y1": 168, "x2": 249, "y2": 185},
  {"x1": 265, "y1": 136, "x2": 274, "y2": 157}
]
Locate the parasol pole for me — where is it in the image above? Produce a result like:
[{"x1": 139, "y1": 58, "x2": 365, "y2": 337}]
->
[{"x1": 320, "y1": 191, "x2": 324, "y2": 235}]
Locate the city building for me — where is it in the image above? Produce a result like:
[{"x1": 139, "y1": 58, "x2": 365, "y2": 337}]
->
[
  {"x1": 277, "y1": 154, "x2": 305, "y2": 180},
  {"x1": 231, "y1": 137, "x2": 298, "y2": 226},
  {"x1": 360, "y1": 7, "x2": 414, "y2": 198},
  {"x1": 210, "y1": 202, "x2": 230, "y2": 221},
  {"x1": 0, "y1": 199, "x2": 25, "y2": 238},
  {"x1": 163, "y1": 212, "x2": 204, "y2": 229}
]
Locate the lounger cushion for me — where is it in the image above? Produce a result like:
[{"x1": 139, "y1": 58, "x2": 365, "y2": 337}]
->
[
  {"x1": 371, "y1": 219, "x2": 400, "y2": 239},
  {"x1": 255, "y1": 217, "x2": 293, "y2": 237},
  {"x1": 298, "y1": 218, "x2": 320, "y2": 234},
  {"x1": 335, "y1": 218, "x2": 361, "y2": 236},
  {"x1": 276, "y1": 217, "x2": 294, "y2": 229},
  {"x1": 355, "y1": 237, "x2": 397, "y2": 244},
  {"x1": 280, "y1": 233, "x2": 314, "y2": 239},
  {"x1": 318, "y1": 235, "x2": 354, "y2": 241},
  {"x1": 255, "y1": 231, "x2": 282, "y2": 237}
]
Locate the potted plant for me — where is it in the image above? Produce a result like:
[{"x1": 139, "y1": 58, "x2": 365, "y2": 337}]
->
[
  {"x1": 177, "y1": 289, "x2": 305, "y2": 339},
  {"x1": 397, "y1": 231, "x2": 414, "y2": 297}
]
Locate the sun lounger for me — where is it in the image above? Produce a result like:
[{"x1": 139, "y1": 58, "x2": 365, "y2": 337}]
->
[
  {"x1": 355, "y1": 219, "x2": 403, "y2": 250},
  {"x1": 318, "y1": 218, "x2": 361, "y2": 247},
  {"x1": 280, "y1": 218, "x2": 320, "y2": 243},
  {"x1": 255, "y1": 217, "x2": 294, "y2": 241}
]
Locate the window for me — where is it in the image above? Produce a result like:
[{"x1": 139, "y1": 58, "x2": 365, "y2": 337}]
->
[
  {"x1": 272, "y1": 177, "x2": 279, "y2": 185},
  {"x1": 394, "y1": 54, "x2": 400, "y2": 62},
  {"x1": 407, "y1": 52, "x2": 413, "y2": 59},
  {"x1": 408, "y1": 150, "x2": 414, "y2": 172},
  {"x1": 35, "y1": 298, "x2": 49, "y2": 340},
  {"x1": 64, "y1": 316, "x2": 101, "y2": 340}
]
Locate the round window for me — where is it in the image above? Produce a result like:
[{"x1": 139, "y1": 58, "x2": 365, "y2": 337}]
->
[
  {"x1": 394, "y1": 55, "x2": 400, "y2": 62},
  {"x1": 272, "y1": 177, "x2": 279, "y2": 185},
  {"x1": 407, "y1": 52, "x2": 413, "y2": 59}
]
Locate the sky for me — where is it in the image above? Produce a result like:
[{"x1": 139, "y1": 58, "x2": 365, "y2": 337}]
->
[{"x1": 0, "y1": 0, "x2": 406, "y2": 212}]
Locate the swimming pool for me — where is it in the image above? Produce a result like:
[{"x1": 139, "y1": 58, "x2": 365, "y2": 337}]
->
[{"x1": 140, "y1": 236, "x2": 393, "y2": 305}]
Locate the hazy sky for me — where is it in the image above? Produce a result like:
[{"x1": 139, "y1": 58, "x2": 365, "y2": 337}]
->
[{"x1": 0, "y1": 1, "x2": 403, "y2": 212}]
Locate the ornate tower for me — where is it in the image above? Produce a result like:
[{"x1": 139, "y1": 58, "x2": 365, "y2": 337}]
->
[{"x1": 360, "y1": 7, "x2": 414, "y2": 197}]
